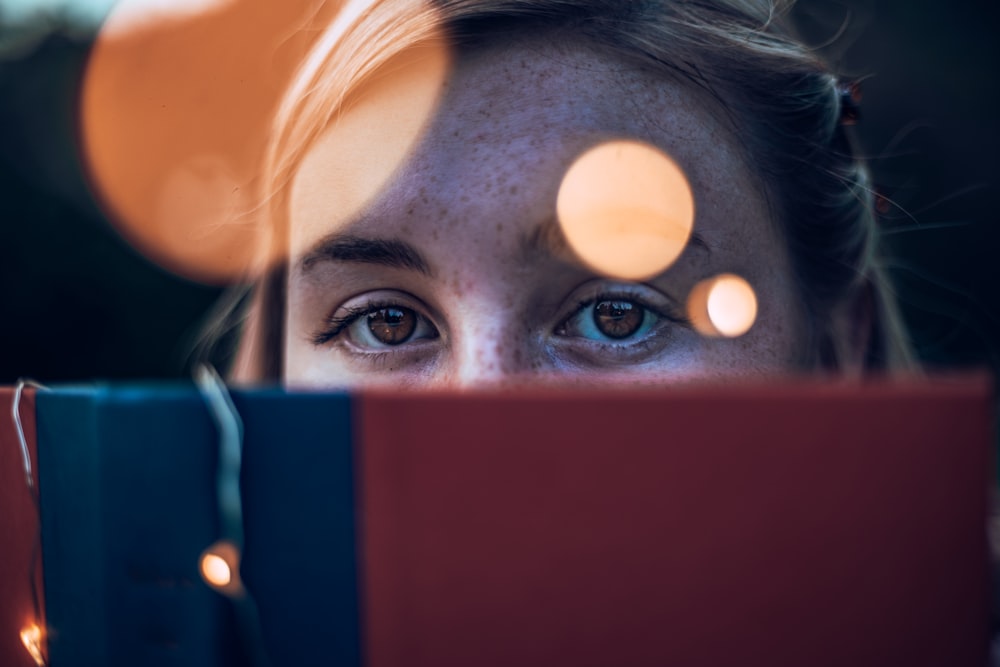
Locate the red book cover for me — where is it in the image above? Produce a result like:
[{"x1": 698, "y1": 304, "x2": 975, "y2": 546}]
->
[
  {"x1": 358, "y1": 378, "x2": 993, "y2": 667},
  {"x1": 0, "y1": 387, "x2": 46, "y2": 667}
]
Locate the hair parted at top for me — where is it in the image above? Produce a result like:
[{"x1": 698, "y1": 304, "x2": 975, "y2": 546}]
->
[{"x1": 237, "y1": 0, "x2": 913, "y2": 379}]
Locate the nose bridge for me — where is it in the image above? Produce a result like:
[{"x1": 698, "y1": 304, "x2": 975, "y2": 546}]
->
[{"x1": 449, "y1": 309, "x2": 529, "y2": 389}]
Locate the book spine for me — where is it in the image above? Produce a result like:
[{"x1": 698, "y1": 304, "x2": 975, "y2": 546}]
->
[{"x1": 237, "y1": 391, "x2": 361, "y2": 667}]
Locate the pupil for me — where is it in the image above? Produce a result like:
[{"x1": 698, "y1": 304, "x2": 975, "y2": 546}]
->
[
  {"x1": 367, "y1": 307, "x2": 416, "y2": 344},
  {"x1": 593, "y1": 300, "x2": 643, "y2": 339}
]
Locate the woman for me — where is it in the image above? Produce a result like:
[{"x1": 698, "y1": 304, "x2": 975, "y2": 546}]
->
[{"x1": 227, "y1": 0, "x2": 915, "y2": 387}]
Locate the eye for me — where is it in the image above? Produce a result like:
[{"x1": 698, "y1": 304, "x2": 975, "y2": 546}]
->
[
  {"x1": 553, "y1": 281, "x2": 693, "y2": 362},
  {"x1": 313, "y1": 298, "x2": 438, "y2": 350},
  {"x1": 593, "y1": 300, "x2": 644, "y2": 339},
  {"x1": 366, "y1": 307, "x2": 416, "y2": 345},
  {"x1": 559, "y1": 296, "x2": 657, "y2": 342}
]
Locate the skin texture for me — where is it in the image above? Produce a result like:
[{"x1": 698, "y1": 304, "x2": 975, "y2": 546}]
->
[{"x1": 283, "y1": 37, "x2": 809, "y2": 389}]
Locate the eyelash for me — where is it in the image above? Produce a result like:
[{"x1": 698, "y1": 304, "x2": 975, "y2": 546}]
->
[{"x1": 311, "y1": 299, "x2": 407, "y2": 346}]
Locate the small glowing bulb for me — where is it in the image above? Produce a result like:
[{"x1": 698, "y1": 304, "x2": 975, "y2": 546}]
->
[
  {"x1": 201, "y1": 553, "x2": 232, "y2": 587},
  {"x1": 199, "y1": 540, "x2": 243, "y2": 595},
  {"x1": 20, "y1": 623, "x2": 46, "y2": 666},
  {"x1": 687, "y1": 273, "x2": 758, "y2": 338}
]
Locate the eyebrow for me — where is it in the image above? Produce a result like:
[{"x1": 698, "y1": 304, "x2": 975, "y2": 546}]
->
[
  {"x1": 299, "y1": 218, "x2": 711, "y2": 277},
  {"x1": 298, "y1": 234, "x2": 432, "y2": 276}
]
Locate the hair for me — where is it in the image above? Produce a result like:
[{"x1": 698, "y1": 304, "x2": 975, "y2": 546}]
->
[{"x1": 215, "y1": 0, "x2": 916, "y2": 382}]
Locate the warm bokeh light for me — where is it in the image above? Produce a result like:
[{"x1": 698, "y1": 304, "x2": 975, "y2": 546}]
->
[
  {"x1": 80, "y1": 0, "x2": 339, "y2": 283},
  {"x1": 687, "y1": 274, "x2": 758, "y2": 338},
  {"x1": 99, "y1": 0, "x2": 236, "y2": 37},
  {"x1": 556, "y1": 140, "x2": 695, "y2": 281},
  {"x1": 199, "y1": 540, "x2": 242, "y2": 596},
  {"x1": 83, "y1": 0, "x2": 450, "y2": 283},
  {"x1": 288, "y1": 39, "x2": 450, "y2": 261},
  {"x1": 19, "y1": 623, "x2": 45, "y2": 667}
]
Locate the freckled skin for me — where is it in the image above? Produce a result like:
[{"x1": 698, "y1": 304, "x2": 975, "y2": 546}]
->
[{"x1": 283, "y1": 37, "x2": 808, "y2": 390}]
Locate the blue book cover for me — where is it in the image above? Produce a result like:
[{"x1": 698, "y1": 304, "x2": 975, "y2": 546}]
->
[{"x1": 34, "y1": 386, "x2": 358, "y2": 667}]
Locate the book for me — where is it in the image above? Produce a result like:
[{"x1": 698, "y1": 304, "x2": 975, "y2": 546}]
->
[{"x1": 0, "y1": 377, "x2": 992, "y2": 666}]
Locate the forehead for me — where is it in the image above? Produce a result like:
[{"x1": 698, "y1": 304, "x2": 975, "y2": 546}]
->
[
  {"x1": 429, "y1": 38, "x2": 731, "y2": 165},
  {"x1": 289, "y1": 36, "x2": 770, "y2": 257}
]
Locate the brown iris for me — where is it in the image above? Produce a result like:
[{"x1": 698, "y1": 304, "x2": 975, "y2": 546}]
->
[
  {"x1": 367, "y1": 307, "x2": 416, "y2": 344},
  {"x1": 593, "y1": 300, "x2": 643, "y2": 339}
]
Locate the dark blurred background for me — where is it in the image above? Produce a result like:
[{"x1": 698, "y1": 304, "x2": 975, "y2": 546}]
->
[{"x1": 0, "y1": 0, "x2": 998, "y2": 383}]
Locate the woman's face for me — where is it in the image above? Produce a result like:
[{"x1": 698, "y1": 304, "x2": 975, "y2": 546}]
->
[{"x1": 283, "y1": 38, "x2": 808, "y2": 389}]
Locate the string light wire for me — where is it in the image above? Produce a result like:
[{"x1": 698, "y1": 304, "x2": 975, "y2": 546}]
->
[
  {"x1": 11, "y1": 379, "x2": 49, "y2": 667},
  {"x1": 194, "y1": 365, "x2": 272, "y2": 667}
]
